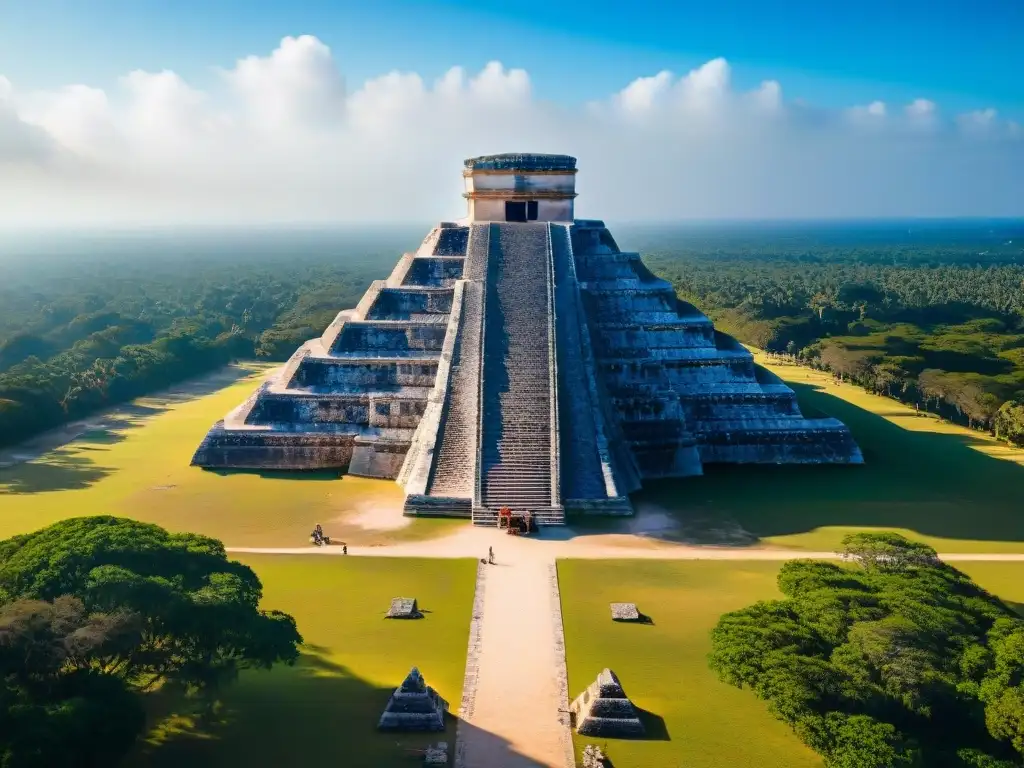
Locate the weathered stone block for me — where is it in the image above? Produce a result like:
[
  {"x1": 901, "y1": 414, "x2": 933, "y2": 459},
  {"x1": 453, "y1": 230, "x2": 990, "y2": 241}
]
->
[
  {"x1": 386, "y1": 598, "x2": 423, "y2": 619},
  {"x1": 610, "y1": 602, "x2": 640, "y2": 622}
]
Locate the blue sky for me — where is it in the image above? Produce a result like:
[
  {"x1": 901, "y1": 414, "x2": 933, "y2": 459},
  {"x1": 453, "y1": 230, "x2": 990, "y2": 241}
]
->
[
  {"x1": 1, "y1": 1, "x2": 1021, "y2": 224},
  {"x1": 2, "y1": 0, "x2": 1021, "y2": 119}
]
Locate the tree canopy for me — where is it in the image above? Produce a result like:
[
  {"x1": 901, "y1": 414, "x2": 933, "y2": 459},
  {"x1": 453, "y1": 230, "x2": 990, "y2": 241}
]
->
[
  {"x1": 635, "y1": 221, "x2": 1024, "y2": 439},
  {"x1": 0, "y1": 231, "x2": 403, "y2": 448},
  {"x1": 0, "y1": 516, "x2": 302, "y2": 767},
  {"x1": 709, "y1": 533, "x2": 1024, "y2": 767}
]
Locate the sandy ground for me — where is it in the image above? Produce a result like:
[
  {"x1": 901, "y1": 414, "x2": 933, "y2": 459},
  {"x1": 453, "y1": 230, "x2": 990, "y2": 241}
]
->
[
  {"x1": 458, "y1": 554, "x2": 565, "y2": 767},
  {"x1": 228, "y1": 519, "x2": 1024, "y2": 563},
  {"x1": 342, "y1": 498, "x2": 413, "y2": 532}
]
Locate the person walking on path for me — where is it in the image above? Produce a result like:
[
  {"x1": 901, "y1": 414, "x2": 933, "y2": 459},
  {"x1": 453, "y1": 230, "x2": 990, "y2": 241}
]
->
[{"x1": 488, "y1": 546, "x2": 494, "y2": 565}]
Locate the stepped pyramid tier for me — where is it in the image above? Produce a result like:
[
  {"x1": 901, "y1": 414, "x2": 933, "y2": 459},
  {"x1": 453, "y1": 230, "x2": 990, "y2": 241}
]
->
[
  {"x1": 377, "y1": 667, "x2": 449, "y2": 732},
  {"x1": 192, "y1": 153, "x2": 862, "y2": 525},
  {"x1": 570, "y1": 668, "x2": 645, "y2": 737}
]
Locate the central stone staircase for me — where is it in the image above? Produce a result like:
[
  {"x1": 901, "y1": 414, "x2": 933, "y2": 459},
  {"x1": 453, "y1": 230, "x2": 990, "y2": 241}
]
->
[{"x1": 475, "y1": 223, "x2": 563, "y2": 525}]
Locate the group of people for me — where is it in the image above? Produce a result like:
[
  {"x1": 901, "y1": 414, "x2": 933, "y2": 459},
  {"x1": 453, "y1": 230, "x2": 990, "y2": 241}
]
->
[{"x1": 309, "y1": 524, "x2": 347, "y2": 554}]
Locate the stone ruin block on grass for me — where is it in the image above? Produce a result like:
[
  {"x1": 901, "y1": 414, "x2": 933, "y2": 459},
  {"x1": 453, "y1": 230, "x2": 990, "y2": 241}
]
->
[
  {"x1": 423, "y1": 741, "x2": 448, "y2": 765},
  {"x1": 377, "y1": 667, "x2": 449, "y2": 732},
  {"x1": 386, "y1": 597, "x2": 423, "y2": 619},
  {"x1": 610, "y1": 602, "x2": 641, "y2": 622},
  {"x1": 570, "y1": 668, "x2": 645, "y2": 738}
]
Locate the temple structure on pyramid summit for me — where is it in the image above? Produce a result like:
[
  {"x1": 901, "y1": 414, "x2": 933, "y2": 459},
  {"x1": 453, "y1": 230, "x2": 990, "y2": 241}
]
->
[{"x1": 191, "y1": 152, "x2": 863, "y2": 525}]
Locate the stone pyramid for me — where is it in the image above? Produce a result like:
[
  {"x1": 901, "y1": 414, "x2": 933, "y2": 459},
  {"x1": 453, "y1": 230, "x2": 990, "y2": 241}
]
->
[
  {"x1": 192, "y1": 153, "x2": 862, "y2": 529},
  {"x1": 377, "y1": 667, "x2": 449, "y2": 732},
  {"x1": 569, "y1": 668, "x2": 645, "y2": 737}
]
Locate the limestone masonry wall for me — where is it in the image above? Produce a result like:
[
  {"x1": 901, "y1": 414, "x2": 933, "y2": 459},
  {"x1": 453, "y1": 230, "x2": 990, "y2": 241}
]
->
[{"x1": 192, "y1": 154, "x2": 861, "y2": 506}]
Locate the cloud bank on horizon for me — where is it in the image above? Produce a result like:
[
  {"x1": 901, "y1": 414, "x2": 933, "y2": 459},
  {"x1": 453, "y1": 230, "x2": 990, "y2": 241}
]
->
[{"x1": 0, "y1": 35, "x2": 1021, "y2": 227}]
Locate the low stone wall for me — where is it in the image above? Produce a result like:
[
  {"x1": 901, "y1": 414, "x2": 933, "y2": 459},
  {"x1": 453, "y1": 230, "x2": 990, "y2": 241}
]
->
[
  {"x1": 547, "y1": 562, "x2": 576, "y2": 768},
  {"x1": 191, "y1": 429, "x2": 355, "y2": 469},
  {"x1": 454, "y1": 562, "x2": 487, "y2": 768},
  {"x1": 403, "y1": 258, "x2": 465, "y2": 288},
  {"x1": 398, "y1": 281, "x2": 466, "y2": 494},
  {"x1": 348, "y1": 438, "x2": 411, "y2": 478}
]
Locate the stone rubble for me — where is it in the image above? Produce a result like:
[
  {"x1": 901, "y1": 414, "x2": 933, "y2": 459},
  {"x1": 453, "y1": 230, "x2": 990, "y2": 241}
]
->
[{"x1": 581, "y1": 744, "x2": 607, "y2": 768}]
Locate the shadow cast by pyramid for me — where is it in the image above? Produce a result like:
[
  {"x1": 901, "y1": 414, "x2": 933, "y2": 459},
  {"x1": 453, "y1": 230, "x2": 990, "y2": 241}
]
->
[{"x1": 128, "y1": 648, "x2": 542, "y2": 768}]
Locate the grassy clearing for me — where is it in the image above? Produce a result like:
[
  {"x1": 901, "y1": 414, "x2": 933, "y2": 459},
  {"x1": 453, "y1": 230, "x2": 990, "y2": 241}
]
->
[
  {"x1": 558, "y1": 559, "x2": 824, "y2": 768},
  {"x1": 130, "y1": 555, "x2": 476, "y2": 768},
  {"x1": 634, "y1": 354, "x2": 1024, "y2": 554},
  {"x1": 558, "y1": 559, "x2": 1024, "y2": 768},
  {"x1": 953, "y1": 562, "x2": 1024, "y2": 616},
  {"x1": 0, "y1": 363, "x2": 461, "y2": 546}
]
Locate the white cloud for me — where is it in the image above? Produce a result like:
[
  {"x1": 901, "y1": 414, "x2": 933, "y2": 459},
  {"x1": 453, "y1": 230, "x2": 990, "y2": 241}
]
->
[
  {"x1": 223, "y1": 34, "x2": 345, "y2": 131},
  {"x1": 957, "y1": 107, "x2": 999, "y2": 136},
  {"x1": 905, "y1": 98, "x2": 936, "y2": 118},
  {"x1": 847, "y1": 100, "x2": 888, "y2": 124},
  {"x1": 615, "y1": 70, "x2": 673, "y2": 114},
  {"x1": 0, "y1": 36, "x2": 1021, "y2": 226},
  {"x1": 749, "y1": 80, "x2": 783, "y2": 113}
]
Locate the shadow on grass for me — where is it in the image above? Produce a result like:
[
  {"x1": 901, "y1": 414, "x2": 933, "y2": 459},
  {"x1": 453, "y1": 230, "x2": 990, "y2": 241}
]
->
[
  {"x1": 205, "y1": 468, "x2": 341, "y2": 481},
  {"x1": 560, "y1": 377, "x2": 1024, "y2": 549},
  {"x1": 636, "y1": 708, "x2": 671, "y2": 741},
  {"x1": 0, "y1": 363, "x2": 266, "y2": 494},
  {"x1": 1004, "y1": 601, "x2": 1024, "y2": 618},
  {"x1": 0, "y1": 449, "x2": 113, "y2": 494},
  {"x1": 129, "y1": 648, "x2": 531, "y2": 768}
]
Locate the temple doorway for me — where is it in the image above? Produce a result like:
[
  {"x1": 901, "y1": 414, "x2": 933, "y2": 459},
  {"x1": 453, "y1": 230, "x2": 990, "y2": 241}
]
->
[{"x1": 505, "y1": 201, "x2": 527, "y2": 222}]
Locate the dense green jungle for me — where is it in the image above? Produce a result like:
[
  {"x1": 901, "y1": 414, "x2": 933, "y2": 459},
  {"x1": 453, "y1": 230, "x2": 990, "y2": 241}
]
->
[{"x1": 2, "y1": 220, "x2": 1023, "y2": 449}]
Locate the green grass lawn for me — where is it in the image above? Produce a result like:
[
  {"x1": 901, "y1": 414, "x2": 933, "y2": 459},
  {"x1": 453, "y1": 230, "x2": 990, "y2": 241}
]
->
[
  {"x1": 952, "y1": 561, "x2": 1024, "y2": 616},
  {"x1": 558, "y1": 559, "x2": 824, "y2": 768},
  {"x1": 558, "y1": 559, "x2": 1024, "y2": 768},
  {"x1": 632, "y1": 355, "x2": 1024, "y2": 554},
  {"x1": 4, "y1": 352, "x2": 1024, "y2": 555},
  {"x1": 0, "y1": 363, "x2": 461, "y2": 547},
  {"x1": 130, "y1": 555, "x2": 476, "y2": 768}
]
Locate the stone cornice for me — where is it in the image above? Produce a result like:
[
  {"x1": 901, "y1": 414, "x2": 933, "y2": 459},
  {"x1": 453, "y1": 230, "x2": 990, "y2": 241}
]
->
[
  {"x1": 463, "y1": 190, "x2": 578, "y2": 200},
  {"x1": 462, "y1": 168, "x2": 578, "y2": 177}
]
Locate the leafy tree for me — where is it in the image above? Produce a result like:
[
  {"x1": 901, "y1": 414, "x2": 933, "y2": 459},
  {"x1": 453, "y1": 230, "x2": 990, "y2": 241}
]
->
[
  {"x1": 0, "y1": 517, "x2": 302, "y2": 765},
  {"x1": 709, "y1": 533, "x2": 1024, "y2": 767},
  {"x1": 0, "y1": 596, "x2": 145, "y2": 767},
  {"x1": 0, "y1": 516, "x2": 302, "y2": 694},
  {"x1": 995, "y1": 401, "x2": 1024, "y2": 446}
]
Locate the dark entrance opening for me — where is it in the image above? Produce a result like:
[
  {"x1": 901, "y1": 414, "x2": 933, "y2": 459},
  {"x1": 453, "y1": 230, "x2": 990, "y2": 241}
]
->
[
  {"x1": 505, "y1": 201, "x2": 527, "y2": 222},
  {"x1": 527, "y1": 200, "x2": 539, "y2": 220}
]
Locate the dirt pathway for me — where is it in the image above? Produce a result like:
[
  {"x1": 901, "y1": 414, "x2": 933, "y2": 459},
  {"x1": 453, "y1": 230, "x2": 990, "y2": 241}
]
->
[
  {"x1": 456, "y1": 551, "x2": 567, "y2": 768},
  {"x1": 226, "y1": 523, "x2": 1024, "y2": 562}
]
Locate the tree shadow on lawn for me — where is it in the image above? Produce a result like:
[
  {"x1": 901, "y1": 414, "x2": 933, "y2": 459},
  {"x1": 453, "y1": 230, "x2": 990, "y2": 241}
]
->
[
  {"x1": 0, "y1": 364, "x2": 265, "y2": 494},
  {"x1": 567, "y1": 379, "x2": 1024, "y2": 549},
  {"x1": 0, "y1": 449, "x2": 114, "y2": 494},
  {"x1": 204, "y1": 468, "x2": 341, "y2": 481},
  {"x1": 1004, "y1": 601, "x2": 1024, "y2": 618},
  {"x1": 131, "y1": 649, "x2": 530, "y2": 768}
]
